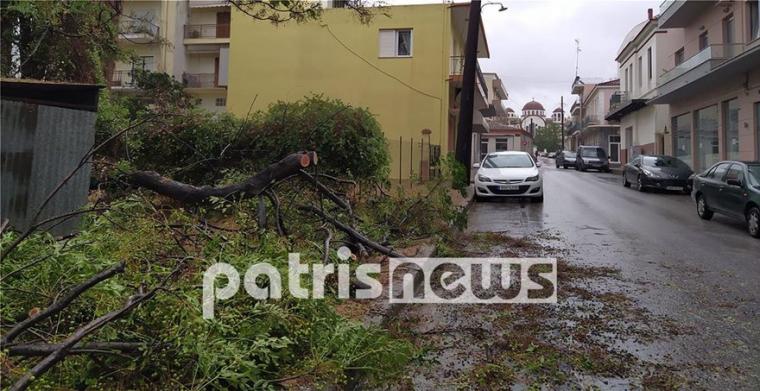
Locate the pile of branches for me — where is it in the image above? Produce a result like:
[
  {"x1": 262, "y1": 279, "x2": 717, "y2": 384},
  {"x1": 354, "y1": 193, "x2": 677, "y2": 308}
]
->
[{"x1": 1, "y1": 144, "x2": 400, "y2": 389}]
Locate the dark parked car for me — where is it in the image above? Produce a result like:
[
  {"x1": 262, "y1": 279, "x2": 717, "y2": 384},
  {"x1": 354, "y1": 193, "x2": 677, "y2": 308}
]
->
[
  {"x1": 555, "y1": 150, "x2": 577, "y2": 169},
  {"x1": 622, "y1": 155, "x2": 693, "y2": 193},
  {"x1": 575, "y1": 146, "x2": 610, "y2": 172},
  {"x1": 692, "y1": 161, "x2": 760, "y2": 238}
]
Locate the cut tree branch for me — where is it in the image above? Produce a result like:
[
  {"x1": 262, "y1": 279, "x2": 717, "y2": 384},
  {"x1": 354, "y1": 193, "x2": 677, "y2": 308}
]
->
[
  {"x1": 127, "y1": 151, "x2": 317, "y2": 203},
  {"x1": 7, "y1": 342, "x2": 143, "y2": 357},
  {"x1": 1, "y1": 262, "x2": 126, "y2": 348},
  {"x1": 299, "y1": 205, "x2": 401, "y2": 258}
]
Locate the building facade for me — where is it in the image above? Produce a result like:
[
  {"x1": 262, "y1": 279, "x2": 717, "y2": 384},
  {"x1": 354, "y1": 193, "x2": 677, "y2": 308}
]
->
[
  {"x1": 650, "y1": 0, "x2": 760, "y2": 172},
  {"x1": 226, "y1": 3, "x2": 492, "y2": 179},
  {"x1": 570, "y1": 78, "x2": 622, "y2": 164},
  {"x1": 605, "y1": 10, "x2": 684, "y2": 164},
  {"x1": 111, "y1": 0, "x2": 230, "y2": 112},
  {"x1": 477, "y1": 73, "x2": 535, "y2": 161}
]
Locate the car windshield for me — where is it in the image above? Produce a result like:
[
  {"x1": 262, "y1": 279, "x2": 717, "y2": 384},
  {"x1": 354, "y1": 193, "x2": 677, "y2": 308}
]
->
[
  {"x1": 563, "y1": 151, "x2": 575, "y2": 156},
  {"x1": 642, "y1": 156, "x2": 689, "y2": 169},
  {"x1": 581, "y1": 148, "x2": 605, "y2": 158},
  {"x1": 748, "y1": 165, "x2": 760, "y2": 187},
  {"x1": 483, "y1": 154, "x2": 534, "y2": 168}
]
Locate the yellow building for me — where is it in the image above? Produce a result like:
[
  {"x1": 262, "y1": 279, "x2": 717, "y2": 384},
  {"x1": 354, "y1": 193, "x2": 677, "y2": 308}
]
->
[{"x1": 227, "y1": 3, "x2": 491, "y2": 179}]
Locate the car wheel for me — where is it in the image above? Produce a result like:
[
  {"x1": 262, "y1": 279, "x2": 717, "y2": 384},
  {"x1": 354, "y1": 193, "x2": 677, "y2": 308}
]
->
[
  {"x1": 556, "y1": 163, "x2": 560, "y2": 169},
  {"x1": 747, "y1": 206, "x2": 760, "y2": 238},
  {"x1": 623, "y1": 173, "x2": 630, "y2": 188},
  {"x1": 636, "y1": 175, "x2": 646, "y2": 192},
  {"x1": 696, "y1": 194, "x2": 714, "y2": 220},
  {"x1": 532, "y1": 195, "x2": 544, "y2": 203},
  {"x1": 474, "y1": 193, "x2": 485, "y2": 202}
]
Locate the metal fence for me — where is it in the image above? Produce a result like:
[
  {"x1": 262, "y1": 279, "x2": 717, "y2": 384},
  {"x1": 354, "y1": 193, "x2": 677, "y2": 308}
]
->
[
  {"x1": 387, "y1": 137, "x2": 441, "y2": 184},
  {"x1": 1, "y1": 80, "x2": 101, "y2": 236},
  {"x1": 184, "y1": 24, "x2": 230, "y2": 39}
]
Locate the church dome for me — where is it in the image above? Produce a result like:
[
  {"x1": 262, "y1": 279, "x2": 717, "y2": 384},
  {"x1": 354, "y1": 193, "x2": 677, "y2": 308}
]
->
[{"x1": 522, "y1": 100, "x2": 545, "y2": 111}]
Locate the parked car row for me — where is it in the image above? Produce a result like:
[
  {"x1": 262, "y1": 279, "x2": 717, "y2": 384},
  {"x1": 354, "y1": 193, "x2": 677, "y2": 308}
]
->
[
  {"x1": 555, "y1": 146, "x2": 610, "y2": 172},
  {"x1": 551, "y1": 150, "x2": 759, "y2": 238}
]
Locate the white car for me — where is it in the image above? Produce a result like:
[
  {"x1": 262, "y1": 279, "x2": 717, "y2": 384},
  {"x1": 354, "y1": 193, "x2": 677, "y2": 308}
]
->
[{"x1": 473, "y1": 151, "x2": 543, "y2": 202}]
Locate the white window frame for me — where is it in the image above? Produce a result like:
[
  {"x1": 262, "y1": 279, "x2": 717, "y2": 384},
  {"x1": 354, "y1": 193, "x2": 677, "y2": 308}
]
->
[{"x1": 379, "y1": 29, "x2": 413, "y2": 58}]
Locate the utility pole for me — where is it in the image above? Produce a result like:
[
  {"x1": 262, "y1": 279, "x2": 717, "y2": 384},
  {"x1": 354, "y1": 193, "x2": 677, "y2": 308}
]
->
[
  {"x1": 454, "y1": 0, "x2": 481, "y2": 183},
  {"x1": 560, "y1": 95, "x2": 565, "y2": 150}
]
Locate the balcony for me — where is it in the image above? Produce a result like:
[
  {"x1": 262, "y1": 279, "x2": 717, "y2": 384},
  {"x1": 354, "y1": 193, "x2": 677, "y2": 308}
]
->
[
  {"x1": 650, "y1": 43, "x2": 760, "y2": 103},
  {"x1": 658, "y1": 0, "x2": 714, "y2": 29},
  {"x1": 583, "y1": 115, "x2": 600, "y2": 126},
  {"x1": 449, "y1": 56, "x2": 488, "y2": 102},
  {"x1": 119, "y1": 20, "x2": 159, "y2": 43},
  {"x1": 182, "y1": 73, "x2": 220, "y2": 89},
  {"x1": 189, "y1": 0, "x2": 230, "y2": 8},
  {"x1": 605, "y1": 90, "x2": 647, "y2": 121},
  {"x1": 110, "y1": 70, "x2": 136, "y2": 88},
  {"x1": 184, "y1": 24, "x2": 230, "y2": 40}
]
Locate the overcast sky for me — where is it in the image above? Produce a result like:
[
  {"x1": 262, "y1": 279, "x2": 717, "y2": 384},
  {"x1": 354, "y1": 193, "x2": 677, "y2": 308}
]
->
[{"x1": 387, "y1": 0, "x2": 661, "y2": 113}]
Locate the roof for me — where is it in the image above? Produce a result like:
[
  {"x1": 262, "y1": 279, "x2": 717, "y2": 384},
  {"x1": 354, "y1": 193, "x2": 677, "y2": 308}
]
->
[
  {"x1": 553, "y1": 107, "x2": 562, "y2": 113},
  {"x1": 505, "y1": 107, "x2": 515, "y2": 112},
  {"x1": 617, "y1": 20, "x2": 648, "y2": 58},
  {"x1": 1, "y1": 78, "x2": 103, "y2": 112},
  {"x1": 522, "y1": 100, "x2": 545, "y2": 111}
]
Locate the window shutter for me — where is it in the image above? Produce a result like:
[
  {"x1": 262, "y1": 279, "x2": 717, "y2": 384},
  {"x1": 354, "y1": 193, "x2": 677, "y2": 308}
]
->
[{"x1": 379, "y1": 30, "x2": 395, "y2": 57}]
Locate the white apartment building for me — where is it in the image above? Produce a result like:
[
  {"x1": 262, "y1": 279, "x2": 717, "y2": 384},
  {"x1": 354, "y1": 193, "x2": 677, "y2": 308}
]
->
[
  {"x1": 606, "y1": 9, "x2": 685, "y2": 164},
  {"x1": 111, "y1": 0, "x2": 230, "y2": 112}
]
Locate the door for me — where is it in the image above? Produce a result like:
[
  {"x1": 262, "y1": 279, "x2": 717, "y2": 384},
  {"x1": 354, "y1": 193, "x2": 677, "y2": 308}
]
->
[
  {"x1": 721, "y1": 164, "x2": 747, "y2": 217},
  {"x1": 609, "y1": 135, "x2": 621, "y2": 163},
  {"x1": 702, "y1": 163, "x2": 730, "y2": 208},
  {"x1": 214, "y1": 57, "x2": 219, "y2": 87},
  {"x1": 755, "y1": 102, "x2": 760, "y2": 160},
  {"x1": 626, "y1": 156, "x2": 641, "y2": 184},
  {"x1": 216, "y1": 12, "x2": 230, "y2": 38}
]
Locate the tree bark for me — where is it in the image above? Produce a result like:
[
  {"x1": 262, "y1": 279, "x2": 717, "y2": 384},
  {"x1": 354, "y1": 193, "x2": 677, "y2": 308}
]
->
[
  {"x1": 127, "y1": 151, "x2": 317, "y2": 203},
  {"x1": 7, "y1": 342, "x2": 142, "y2": 356}
]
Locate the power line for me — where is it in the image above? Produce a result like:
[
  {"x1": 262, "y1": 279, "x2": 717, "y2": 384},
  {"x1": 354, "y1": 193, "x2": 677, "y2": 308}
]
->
[{"x1": 321, "y1": 24, "x2": 441, "y2": 101}]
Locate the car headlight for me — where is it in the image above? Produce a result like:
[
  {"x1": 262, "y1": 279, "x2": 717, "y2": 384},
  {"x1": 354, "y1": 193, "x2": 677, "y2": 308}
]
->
[
  {"x1": 477, "y1": 175, "x2": 492, "y2": 182},
  {"x1": 526, "y1": 175, "x2": 539, "y2": 182}
]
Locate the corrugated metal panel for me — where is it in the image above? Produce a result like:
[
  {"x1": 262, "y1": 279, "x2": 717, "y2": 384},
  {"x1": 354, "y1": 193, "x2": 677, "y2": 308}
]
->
[{"x1": 1, "y1": 99, "x2": 96, "y2": 236}]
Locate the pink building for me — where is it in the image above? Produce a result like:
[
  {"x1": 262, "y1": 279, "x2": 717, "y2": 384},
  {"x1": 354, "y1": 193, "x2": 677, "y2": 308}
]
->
[{"x1": 650, "y1": 0, "x2": 760, "y2": 171}]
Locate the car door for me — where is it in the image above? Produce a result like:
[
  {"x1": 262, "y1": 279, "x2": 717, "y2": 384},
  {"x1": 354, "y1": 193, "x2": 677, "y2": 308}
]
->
[
  {"x1": 702, "y1": 163, "x2": 730, "y2": 208},
  {"x1": 720, "y1": 164, "x2": 748, "y2": 218},
  {"x1": 626, "y1": 156, "x2": 640, "y2": 183}
]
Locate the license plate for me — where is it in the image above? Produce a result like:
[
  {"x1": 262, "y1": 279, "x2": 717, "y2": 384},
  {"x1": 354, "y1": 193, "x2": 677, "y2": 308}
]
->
[
  {"x1": 499, "y1": 185, "x2": 519, "y2": 190},
  {"x1": 666, "y1": 186, "x2": 683, "y2": 191}
]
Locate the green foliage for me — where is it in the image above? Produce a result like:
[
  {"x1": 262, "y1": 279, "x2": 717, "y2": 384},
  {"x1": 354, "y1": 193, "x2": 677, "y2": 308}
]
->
[
  {"x1": 0, "y1": 0, "x2": 122, "y2": 82},
  {"x1": 533, "y1": 122, "x2": 563, "y2": 153},
  {"x1": 96, "y1": 85, "x2": 390, "y2": 184},
  {"x1": 0, "y1": 198, "x2": 416, "y2": 389}
]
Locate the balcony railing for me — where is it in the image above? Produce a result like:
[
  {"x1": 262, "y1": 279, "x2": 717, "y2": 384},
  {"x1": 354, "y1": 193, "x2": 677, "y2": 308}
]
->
[
  {"x1": 119, "y1": 20, "x2": 159, "y2": 40},
  {"x1": 608, "y1": 91, "x2": 630, "y2": 112},
  {"x1": 659, "y1": 43, "x2": 745, "y2": 85},
  {"x1": 184, "y1": 24, "x2": 230, "y2": 39},
  {"x1": 183, "y1": 73, "x2": 218, "y2": 88},
  {"x1": 450, "y1": 56, "x2": 489, "y2": 101},
  {"x1": 110, "y1": 70, "x2": 136, "y2": 87},
  {"x1": 583, "y1": 115, "x2": 600, "y2": 125}
]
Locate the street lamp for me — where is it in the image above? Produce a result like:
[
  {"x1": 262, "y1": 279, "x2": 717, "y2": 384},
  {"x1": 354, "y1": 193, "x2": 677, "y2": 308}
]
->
[{"x1": 482, "y1": 1, "x2": 508, "y2": 11}]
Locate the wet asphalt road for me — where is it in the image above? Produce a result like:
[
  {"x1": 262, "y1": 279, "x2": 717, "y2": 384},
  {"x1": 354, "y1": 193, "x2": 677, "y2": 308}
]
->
[{"x1": 468, "y1": 158, "x2": 760, "y2": 388}]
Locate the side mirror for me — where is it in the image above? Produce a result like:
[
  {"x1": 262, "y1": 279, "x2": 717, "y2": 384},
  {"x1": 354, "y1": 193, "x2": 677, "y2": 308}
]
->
[
  {"x1": 535, "y1": 161, "x2": 542, "y2": 167},
  {"x1": 472, "y1": 163, "x2": 480, "y2": 169},
  {"x1": 634, "y1": 162, "x2": 640, "y2": 168},
  {"x1": 727, "y1": 178, "x2": 742, "y2": 187}
]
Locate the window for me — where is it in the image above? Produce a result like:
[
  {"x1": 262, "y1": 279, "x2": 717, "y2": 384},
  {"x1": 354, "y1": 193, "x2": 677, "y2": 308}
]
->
[
  {"x1": 215, "y1": 97, "x2": 226, "y2": 107},
  {"x1": 723, "y1": 99, "x2": 739, "y2": 161},
  {"x1": 480, "y1": 137, "x2": 489, "y2": 161},
  {"x1": 696, "y1": 105, "x2": 719, "y2": 172},
  {"x1": 647, "y1": 47, "x2": 652, "y2": 80},
  {"x1": 725, "y1": 165, "x2": 745, "y2": 185},
  {"x1": 750, "y1": 1, "x2": 759, "y2": 40},
  {"x1": 495, "y1": 137, "x2": 511, "y2": 152},
  {"x1": 637, "y1": 56, "x2": 642, "y2": 87},
  {"x1": 699, "y1": 31, "x2": 709, "y2": 50},
  {"x1": 624, "y1": 68, "x2": 629, "y2": 91},
  {"x1": 379, "y1": 29, "x2": 412, "y2": 57},
  {"x1": 709, "y1": 163, "x2": 730, "y2": 181},
  {"x1": 194, "y1": 98, "x2": 203, "y2": 105},
  {"x1": 675, "y1": 48, "x2": 684, "y2": 65},
  {"x1": 723, "y1": 14, "x2": 735, "y2": 44},
  {"x1": 673, "y1": 113, "x2": 692, "y2": 168}
]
